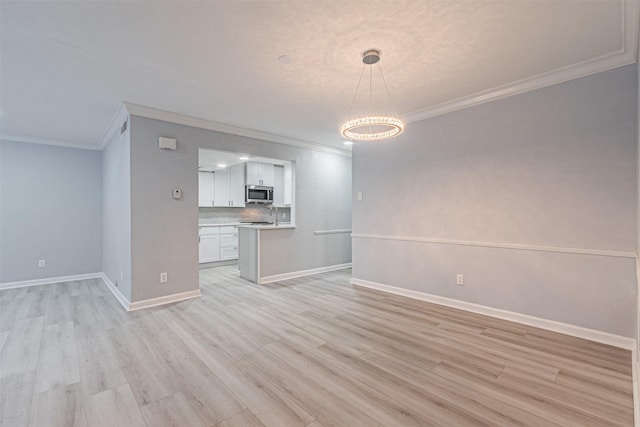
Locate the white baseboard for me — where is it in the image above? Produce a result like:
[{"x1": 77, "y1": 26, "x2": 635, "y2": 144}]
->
[
  {"x1": 128, "y1": 289, "x2": 201, "y2": 311},
  {"x1": 99, "y1": 273, "x2": 131, "y2": 311},
  {"x1": 350, "y1": 277, "x2": 636, "y2": 350},
  {"x1": 0, "y1": 272, "x2": 103, "y2": 290},
  {"x1": 633, "y1": 353, "x2": 639, "y2": 427},
  {"x1": 260, "y1": 263, "x2": 352, "y2": 285}
]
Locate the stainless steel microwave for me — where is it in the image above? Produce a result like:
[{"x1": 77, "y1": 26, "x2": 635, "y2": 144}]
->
[{"x1": 245, "y1": 185, "x2": 274, "y2": 204}]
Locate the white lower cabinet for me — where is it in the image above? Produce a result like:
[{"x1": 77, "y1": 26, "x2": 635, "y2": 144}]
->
[
  {"x1": 219, "y1": 225, "x2": 239, "y2": 260},
  {"x1": 199, "y1": 229, "x2": 220, "y2": 263},
  {"x1": 199, "y1": 225, "x2": 238, "y2": 263}
]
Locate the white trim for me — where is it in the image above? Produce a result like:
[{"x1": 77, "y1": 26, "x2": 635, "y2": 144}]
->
[
  {"x1": 123, "y1": 102, "x2": 352, "y2": 158},
  {"x1": 314, "y1": 229, "x2": 352, "y2": 235},
  {"x1": 633, "y1": 350, "x2": 639, "y2": 427},
  {"x1": 0, "y1": 272, "x2": 103, "y2": 290},
  {"x1": 98, "y1": 103, "x2": 130, "y2": 149},
  {"x1": 99, "y1": 273, "x2": 131, "y2": 311},
  {"x1": 637, "y1": 256, "x2": 640, "y2": 357},
  {"x1": 0, "y1": 134, "x2": 101, "y2": 151},
  {"x1": 404, "y1": 1, "x2": 639, "y2": 125},
  {"x1": 260, "y1": 263, "x2": 352, "y2": 285},
  {"x1": 256, "y1": 229, "x2": 261, "y2": 285},
  {"x1": 350, "y1": 277, "x2": 636, "y2": 350},
  {"x1": 128, "y1": 289, "x2": 201, "y2": 311},
  {"x1": 351, "y1": 233, "x2": 636, "y2": 259}
]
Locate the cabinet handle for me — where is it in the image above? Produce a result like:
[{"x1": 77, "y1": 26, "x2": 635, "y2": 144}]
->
[{"x1": 199, "y1": 236, "x2": 201, "y2": 243}]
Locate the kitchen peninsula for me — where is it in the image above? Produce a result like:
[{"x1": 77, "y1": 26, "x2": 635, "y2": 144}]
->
[{"x1": 238, "y1": 223, "x2": 296, "y2": 284}]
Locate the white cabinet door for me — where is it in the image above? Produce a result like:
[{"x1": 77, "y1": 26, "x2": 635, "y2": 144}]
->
[
  {"x1": 283, "y1": 162, "x2": 292, "y2": 207},
  {"x1": 245, "y1": 162, "x2": 261, "y2": 186},
  {"x1": 229, "y1": 163, "x2": 246, "y2": 207},
  {"x1": 199, "y1": 234, "x2": 220, "y2": 263},
  {"x1": 213, "y1": 168, "x2": 230, "y2": 207},
  {"x1": 246, "y1": 162, "x2": 275, "y2": 187},
  {"x1": 198, "y1": 172, "x2": 214, "y2": 207},
  {"x1": 273, "y1": 165, "x2": 285, "y2": 207},
  {"x1": 260, "y1": 163, "x2": 275, "y2": 187}
]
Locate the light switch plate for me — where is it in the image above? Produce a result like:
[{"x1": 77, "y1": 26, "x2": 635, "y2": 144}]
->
[
  {"x1": 159, "y1": 137, "x2": 177, "y2": 150},
  {"x1": 357, "y1": 191, "x2": 363, "y2": 201}
]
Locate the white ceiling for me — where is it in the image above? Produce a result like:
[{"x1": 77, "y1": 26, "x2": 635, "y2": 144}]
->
[{"x1": 0, "y1": 1, "x2": 637, "y2": 152}]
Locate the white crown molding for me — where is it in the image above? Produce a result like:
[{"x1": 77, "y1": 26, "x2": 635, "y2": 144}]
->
[
  {"x1": 0, "y1": 134, "x2": 101, "y2": 151},
  {"x1": 351, "y1": 233, "x2": 637, "y2": 259},
  {"x1": 0, "y1": 272, "x2": 103, "y2": 290},
  {"x1": 350, "y1": 277, "x2": 636, "y2": 350},
  {"x1": 98, "y1": 103, "x2": 130, "y2": 149},
  {"x1": 404, "y1": 0, "x2": 639, "y2": 124},
  {"x1": 123, "y1": 102, "x2": 352, "y2": 158},
  {"x1": 259, "y1": 262, "x2": 352, "y2": 284}
]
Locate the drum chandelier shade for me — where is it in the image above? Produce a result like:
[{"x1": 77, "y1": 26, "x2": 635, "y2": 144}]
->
[{"x1": 340, "y1": 50, "x2": 404, "y2": 142}]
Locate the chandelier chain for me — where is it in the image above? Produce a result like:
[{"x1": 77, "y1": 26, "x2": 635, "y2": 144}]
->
[{"x1": 347, "y1": 64, "x2": 367, "y2": 117}]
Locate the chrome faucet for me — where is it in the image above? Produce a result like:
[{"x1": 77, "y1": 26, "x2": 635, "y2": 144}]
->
[{"x1": 269, "y1": 204, "x2": 279, "y2": 226}]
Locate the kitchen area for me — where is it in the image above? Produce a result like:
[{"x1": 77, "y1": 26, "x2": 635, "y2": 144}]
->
[{"x1": 198, "y1": 148, "x2": 296, "y2": 284}]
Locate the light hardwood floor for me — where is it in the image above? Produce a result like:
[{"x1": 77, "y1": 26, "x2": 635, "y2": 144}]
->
[{"x1": 0, "y1": 266, "x2": 634, "y2": 426}]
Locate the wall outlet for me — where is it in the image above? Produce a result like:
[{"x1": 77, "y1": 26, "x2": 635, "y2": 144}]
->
[
  {"x1": 456, "y1": 274, "x2": 464, "y2": 286},
  {"x1": 38, "y1": 259, "x2": 46, "y2": 268},
  {"x1": 160, "y1": 272, "x2": 168, "y2": 283}
]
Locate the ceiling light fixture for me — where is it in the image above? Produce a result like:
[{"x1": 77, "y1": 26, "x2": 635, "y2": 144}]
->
[{"x1": 340, "y1": 49, "x2": 404, "y2": 142}]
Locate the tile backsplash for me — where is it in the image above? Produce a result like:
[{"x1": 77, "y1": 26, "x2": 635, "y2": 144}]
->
[{"x1": 199, "y1": 205, "x2": 291, "y2": 224}]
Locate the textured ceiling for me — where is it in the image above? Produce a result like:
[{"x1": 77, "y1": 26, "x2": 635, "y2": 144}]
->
[{"x1": 0, "y1": 1, "x2": 636, "y2": 151}]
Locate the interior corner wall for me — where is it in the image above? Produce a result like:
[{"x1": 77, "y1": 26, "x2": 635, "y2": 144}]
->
[
  {"x1": 352, "y1": 64, "x2": 638, "y2": 337},
  {"x1": 0, "y1": 140, "x2": 103, "y2": 284},
  {"x1": 102, "y1": 130, "x2": 132, "y2": 300},
  {"x1": 128, "y1": 115, "x2": 351, "y2": 303},
  {"x1": 636, "y1": 61, "x2": 640, "y2": 352}
]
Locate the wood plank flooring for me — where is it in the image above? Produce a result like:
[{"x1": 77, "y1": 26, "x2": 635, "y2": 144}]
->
[{"x1": 0, "y1": 267, "x2": 634, "y2": 426}]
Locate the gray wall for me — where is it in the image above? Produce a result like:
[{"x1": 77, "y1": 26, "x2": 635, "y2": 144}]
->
[
  {"x1": 102, "y1": 130, "x2": 132, "y2": 300},
  {"x1": 352, "y1": 65, "x2": 638, "y2": 337},
  {"x1": 0, "y1": 140, "x2": 102, "y2": 283},
  {"x1": 129, "y1": 116, "x2": 351, "y2": 302}
]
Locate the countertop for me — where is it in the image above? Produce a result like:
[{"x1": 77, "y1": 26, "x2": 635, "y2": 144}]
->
[
  {"x1": 238, "y1": 223, "x2": 295, "y2": 230},
  {"x1": 199, "y1": 222, "x2": 295, "y2": 229}
]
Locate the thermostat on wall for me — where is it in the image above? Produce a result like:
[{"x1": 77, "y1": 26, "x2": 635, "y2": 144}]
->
[{"x1": 159, "y1": 137, "x2": 177, "y2": 150}]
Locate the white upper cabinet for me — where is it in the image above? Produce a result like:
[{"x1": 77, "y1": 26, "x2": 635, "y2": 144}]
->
[
  {"x1": 198, "y1": 172, "x2": 214, "y2": 207},
  {"x1": 246, "y1": 162, "x2": 275, "y2": 187},
  {"x1": 213, "y1": 168, "x2": 230, "y2": 207},
  {"x1": 273, "y1": 165, "x2": 285, "y2": 207},
  {"x1": 229, "y1": 163, "x2": 246, "y2": 207},
  {"x1": 213, "y1": 164, "x2": 245, "y2": 207},
  {"x1": 283, "y1": 162, "x2": 292, "y2": 207}
]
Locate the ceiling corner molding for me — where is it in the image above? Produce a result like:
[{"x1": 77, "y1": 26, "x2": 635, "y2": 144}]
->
[
  {"x1": 98, "y1": 103, "x2": 130, "y2": 149},
  {"x1": 0, "y1": 134, "x2": 101, "y2": 151},
  {"x1": 122, "y1": 102, "x2": 352, "y2": 158},
  {"x1": 404, "y1": 0, "x2": 639, "y2": 125}
]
